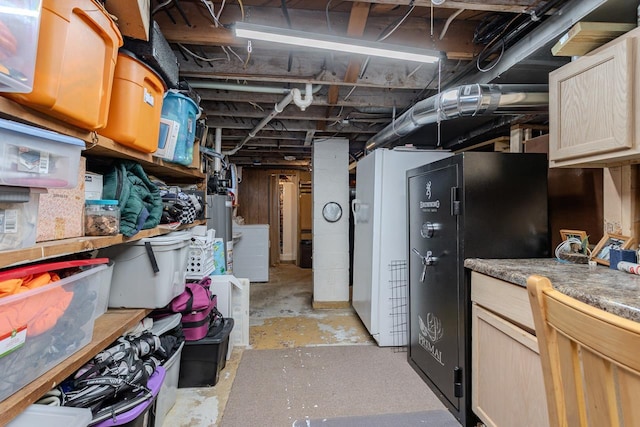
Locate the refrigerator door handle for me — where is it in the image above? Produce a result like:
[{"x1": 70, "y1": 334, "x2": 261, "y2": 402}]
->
[{"x1": 351, "y1": 199, "x2": 369, "y2": 224}]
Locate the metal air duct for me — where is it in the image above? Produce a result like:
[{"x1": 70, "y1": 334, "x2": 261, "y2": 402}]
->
[{"x1": 364, "y1": 84, "x2": 548, "y2": 151}]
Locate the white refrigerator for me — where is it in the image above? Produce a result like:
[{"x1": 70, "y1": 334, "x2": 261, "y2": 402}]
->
[
  {"x1": 351, "y1": 148, "x2": 451, "y2": 346},
  {"x1": 232, "y1": 224, "x2": 270, "y2": 282}
]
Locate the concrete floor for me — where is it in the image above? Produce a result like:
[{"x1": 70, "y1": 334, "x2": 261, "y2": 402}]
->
[{"x1": 163, "y1": 264, "x2": 374, "y2": 426}]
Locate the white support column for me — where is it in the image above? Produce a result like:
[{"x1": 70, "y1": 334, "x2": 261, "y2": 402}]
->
[{"x1": 312, "y1": 138, "x2": 350, "y2": 307}]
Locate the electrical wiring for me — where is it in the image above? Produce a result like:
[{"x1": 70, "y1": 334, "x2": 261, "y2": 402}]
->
[
  {"x1": 216, "y1": 0, "x2": 227, "y2": 21},
  {"x1": 439, "y1": 9, "x2": 465, "y2": 40},
  {"x1": 237, "y1": 0, "x2": 245, "y2": 21},
  {"x1": 177, "y1": 44, "x2": 227, "y2": 62},
  {"x1": 226, "y1": 45, "x2": 244, "y2": 62},
  {"x1": 359, "y1": 1, "x2": 415, "y2": 79},
  {"x1": 476, "y1": 38, "x2": 505, "y2": 72},
  {"x1": 151, "y1": 0, "x2": 174, "y2": 15},
  {"x1": 377, "y1": 1, "x2": 415, "y2": 42},
  {"x1": 248, "y1": 101, "x2": 264, "y2": 111},
  {"x1": 243, "y1": 41, "x2": 252, "y2": 69},
  {"x1": 343, "y1": 85, "x2": 357, "y2": 101},
  {"x1": 200, "y1": 0, "x2": 222, "y2": 26},
  {"x1": 325, "y1": 0, "x2": 333, "y2": 33},
  {"x1": 406, "y1": 63, "x2": 423, "y2": 79}
]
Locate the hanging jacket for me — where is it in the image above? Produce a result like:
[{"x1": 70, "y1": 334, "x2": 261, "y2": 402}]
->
[{"x1": 102, "y1": 160, "x2": 163, "y2": 237}]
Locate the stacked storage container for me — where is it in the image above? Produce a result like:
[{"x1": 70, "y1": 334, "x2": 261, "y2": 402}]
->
[
  {"x1": 98, "y1": 50, "x2": 167, "y2": 153},
  {"x1": 100, "y1": 231, "x2": 192, "y2": 309},
  {"x1": 0, "y1": 263, "x2": 111, "y2": 402},
  {"x1": 5, "y1": 0, "x2": 123, "y2": 130}
]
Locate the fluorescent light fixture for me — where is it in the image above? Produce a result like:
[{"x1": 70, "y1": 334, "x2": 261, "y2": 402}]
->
[{"x1": 234, "y1": 22, "x2": 443, "y2": 64}]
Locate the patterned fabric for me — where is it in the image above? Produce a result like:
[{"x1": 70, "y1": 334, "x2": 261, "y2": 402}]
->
[{"x1": 158, "y1": 188, "x2": 203, "y2": 225}]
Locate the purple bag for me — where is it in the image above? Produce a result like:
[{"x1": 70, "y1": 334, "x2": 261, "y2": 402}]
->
[
  {"x1": 170, "y1": 277, "x2": 219, "y2": 341},
  {"x1": 171, "y1": 277, "x2": 212, "y2": 313}
]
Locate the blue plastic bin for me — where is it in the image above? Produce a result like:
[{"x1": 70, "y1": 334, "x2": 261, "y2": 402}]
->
[{"x1": 158, "y1": 91, "x2": 200, "y2": 165}]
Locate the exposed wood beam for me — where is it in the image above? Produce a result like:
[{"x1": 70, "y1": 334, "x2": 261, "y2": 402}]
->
[
  {"x1": 324, "y1": 2, "x2": 369, "y2": 130},
  {"x1": 158, "y1": 4, "x2": 481, "y2": 58},
  {"x1": 178, "y1": 54, "x2": 444, "y2": 88},
  {"x1": 342, "y1": 0, "x2": 543, "y2": 13}
]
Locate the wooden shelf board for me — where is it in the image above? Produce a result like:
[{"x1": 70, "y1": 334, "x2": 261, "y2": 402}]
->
[
  {"x1": 85, "y1": 137, "x2": 205, "y2": 181},
  {"x1": 0, "y1": 97, "x2": 204, "y2": 181},
  {"x1": 0, "y1": 220, "x2": 206, "y2": 270},
  {"x1": 0, "y1": 308, "x2": 151, "y2": 426},
  {"x1": 0, "y1": 97, "x2": 91, "y2": 140}
]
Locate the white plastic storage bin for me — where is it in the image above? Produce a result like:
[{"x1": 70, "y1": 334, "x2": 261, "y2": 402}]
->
[
  {"x1": 0, "y1": 118, "x2": 84, "y2": 188},
  {"x1": 101, "y1": 231, "x2": 191, "y2": 308},
  {"x1": 0, "y1": 264, "x2": 106, "y2": 402},
  {"x1": 151, "y1": 313, "x2": 184, "y2": 427},
  {"x1": 7, "y1": 405, "x2": 92, "y2": 427}
]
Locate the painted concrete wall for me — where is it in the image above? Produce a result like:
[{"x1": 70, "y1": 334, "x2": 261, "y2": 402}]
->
[{"x1": 312, "y1": 138, "x2": 350, "y2": 302}]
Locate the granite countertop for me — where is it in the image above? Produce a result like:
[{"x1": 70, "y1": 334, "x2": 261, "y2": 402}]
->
[{"x1": 464, "y1": 258, "x2": 640, "y2": 322}]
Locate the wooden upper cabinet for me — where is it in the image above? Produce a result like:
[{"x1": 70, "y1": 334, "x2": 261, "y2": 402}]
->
[{"x1": 549, "y1": 28, "x2": 640, "y2": 168}]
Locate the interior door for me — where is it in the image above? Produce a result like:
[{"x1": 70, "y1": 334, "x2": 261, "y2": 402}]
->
[{"x1": 408, "y1": 163, "x2": 461, "y2": 410}]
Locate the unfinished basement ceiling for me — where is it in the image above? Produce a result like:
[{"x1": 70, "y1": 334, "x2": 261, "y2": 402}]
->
[{"x1": 152, "y1": 0, "x2": 635, "y2": 168}]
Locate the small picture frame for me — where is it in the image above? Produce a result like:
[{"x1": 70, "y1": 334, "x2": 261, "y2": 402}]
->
[
  {"x1": 591, "y1": 233, "x2": 635, "y2": 266},
  {"x1": 559, "y1": 229, "x2": 588, "y2": 254},
  {"x1": 559, "y1": 229, "x2": 588, "y2": 242}
]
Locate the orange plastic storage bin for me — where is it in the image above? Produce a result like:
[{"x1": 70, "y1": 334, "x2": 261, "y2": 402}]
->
[
  {"x1": 5, "y1": 0, "x2": 122, "y2": 130},
  {"x1": 98, "y1": 51, "x2": 166, "y2": 153}
]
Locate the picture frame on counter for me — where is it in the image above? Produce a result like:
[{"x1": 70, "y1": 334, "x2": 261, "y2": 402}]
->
[
  {"x1": 559, "y1": 229, "x2": 589, "y2": 254},
  {"x1": 559, "y1": 229, "x2": 587, "y2": 242},
  {"x1": 591, "y1": 233, "x2": 635, "y2": 266}
]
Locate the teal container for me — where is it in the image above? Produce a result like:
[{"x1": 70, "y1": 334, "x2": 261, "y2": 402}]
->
[{"x1": 159, "y1": 91, "x2": 200, "y2": 165}]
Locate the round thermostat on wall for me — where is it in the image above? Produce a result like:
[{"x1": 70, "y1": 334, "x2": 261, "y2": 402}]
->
[{"x1": 322, "y1": 202, "x2": 342, "y2": 222}]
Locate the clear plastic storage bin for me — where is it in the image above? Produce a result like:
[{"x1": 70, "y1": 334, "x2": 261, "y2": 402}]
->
[
  {"x1": 0, "y1": 117, "x2": 84, "y2": 188},
  {"x1": 0, "y1": 264, "x2": 108, "y2": 402},
  {"x1": 0, "y1": 1, "x2": 42, "y2": 93}
]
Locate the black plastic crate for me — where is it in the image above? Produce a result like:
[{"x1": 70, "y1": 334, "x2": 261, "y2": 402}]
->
[{"x1": 178, "y1": 318, "x2": 234, "y2": 388}]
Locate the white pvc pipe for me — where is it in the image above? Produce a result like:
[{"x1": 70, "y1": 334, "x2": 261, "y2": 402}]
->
[
  {"x1": 214, "y1": 127, "x2": 222, "y2": 172},
  {"x1": 292, "y1": 83, "x2": 314, "y2": 111}
]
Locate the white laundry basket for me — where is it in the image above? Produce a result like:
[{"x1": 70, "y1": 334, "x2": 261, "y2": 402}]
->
[{"x1": 101, "y1": 231, "x2": 191, "y2": 308}]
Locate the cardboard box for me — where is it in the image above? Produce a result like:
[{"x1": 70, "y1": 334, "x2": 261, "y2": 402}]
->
[
  {"x1": 84, "y1": 172, "x2": 103, "y2": 200},
  {"x1": 36, "y1": 157, "x2": 86, "y2": 242}
]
